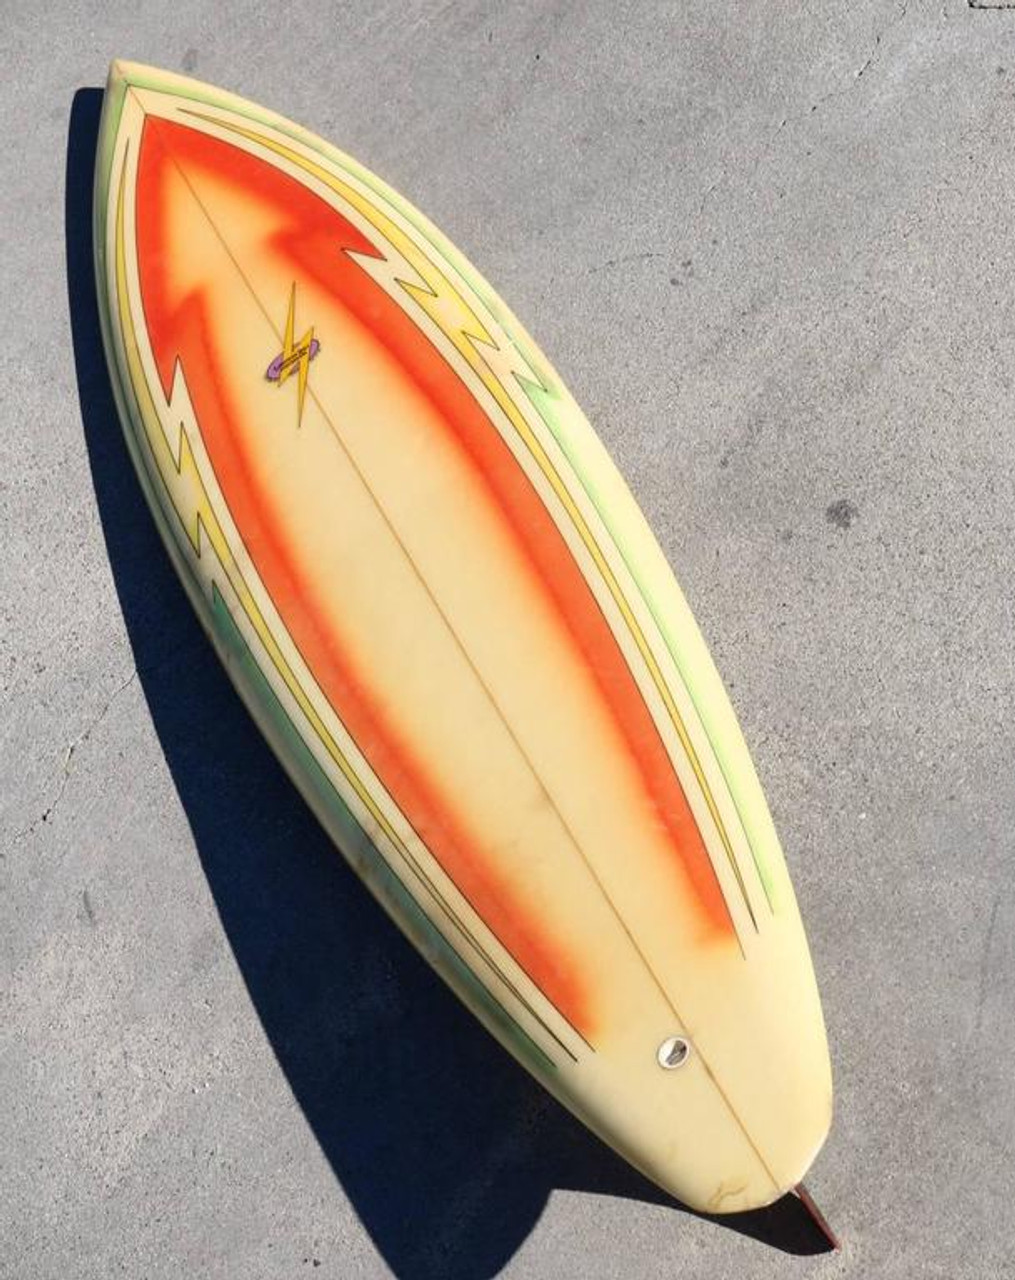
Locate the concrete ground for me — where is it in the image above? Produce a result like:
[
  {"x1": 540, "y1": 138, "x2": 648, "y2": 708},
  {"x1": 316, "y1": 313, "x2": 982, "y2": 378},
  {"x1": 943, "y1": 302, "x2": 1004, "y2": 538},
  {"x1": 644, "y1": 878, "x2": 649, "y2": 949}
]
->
[{"x1": 3, "y1": 1, "x2": 1014, "y2": 1275}]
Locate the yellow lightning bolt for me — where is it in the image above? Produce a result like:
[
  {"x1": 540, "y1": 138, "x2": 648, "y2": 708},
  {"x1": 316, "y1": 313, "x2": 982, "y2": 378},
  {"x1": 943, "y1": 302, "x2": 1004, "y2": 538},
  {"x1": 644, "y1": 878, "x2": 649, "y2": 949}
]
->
[
  {"x1": 274, "y1": 282, "x2": 316, "y2": 427},
  {"x1": 201, "y1": 116, "x2": 762, "y2": 925}
]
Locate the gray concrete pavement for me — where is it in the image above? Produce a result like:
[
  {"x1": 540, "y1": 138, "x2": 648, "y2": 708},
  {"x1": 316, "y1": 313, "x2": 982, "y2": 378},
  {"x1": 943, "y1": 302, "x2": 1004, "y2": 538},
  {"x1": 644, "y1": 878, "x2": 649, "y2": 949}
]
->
[{"x1": 3, "y1": 2, "x2": 1015, "y2": 1276}]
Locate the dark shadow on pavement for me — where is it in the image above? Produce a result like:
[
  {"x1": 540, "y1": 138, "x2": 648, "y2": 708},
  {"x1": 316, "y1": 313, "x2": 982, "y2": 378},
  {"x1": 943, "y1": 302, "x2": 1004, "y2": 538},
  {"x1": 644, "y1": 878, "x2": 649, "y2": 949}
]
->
[{"x1": 66, "y1": 85, "x2": 835, "y2": 1277}]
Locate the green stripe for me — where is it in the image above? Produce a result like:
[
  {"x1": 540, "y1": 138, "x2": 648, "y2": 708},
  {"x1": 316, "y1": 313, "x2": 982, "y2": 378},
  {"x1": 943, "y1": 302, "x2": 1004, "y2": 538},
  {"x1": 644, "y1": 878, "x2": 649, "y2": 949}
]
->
[
  {"x1": 93, "y1": 78, "x2": 559, "y2": 1072},
  {"x1": 207, "y1": 585, "x2": 557, "y2": 1075},
  {"x1": 99, "y1": 64, "x2": 776, "y2": 908},
  {"x1": 513, "y1": 374, "x2": 778, "y2": 908}
]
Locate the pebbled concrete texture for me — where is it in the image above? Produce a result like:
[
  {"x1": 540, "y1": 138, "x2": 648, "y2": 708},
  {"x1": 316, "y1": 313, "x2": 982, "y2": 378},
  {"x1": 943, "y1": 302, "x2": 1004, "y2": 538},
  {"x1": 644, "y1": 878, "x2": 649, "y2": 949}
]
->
[{"x1": 2, "y1": 1, "x2": 1015, "y2": 1275}]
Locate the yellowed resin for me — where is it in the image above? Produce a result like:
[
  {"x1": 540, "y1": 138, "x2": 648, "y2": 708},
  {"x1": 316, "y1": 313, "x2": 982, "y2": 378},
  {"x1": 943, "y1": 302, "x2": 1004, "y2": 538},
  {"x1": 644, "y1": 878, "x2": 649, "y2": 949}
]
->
[{"x1": 94, "y1": 60, "x2": 832, "y2": 1214}]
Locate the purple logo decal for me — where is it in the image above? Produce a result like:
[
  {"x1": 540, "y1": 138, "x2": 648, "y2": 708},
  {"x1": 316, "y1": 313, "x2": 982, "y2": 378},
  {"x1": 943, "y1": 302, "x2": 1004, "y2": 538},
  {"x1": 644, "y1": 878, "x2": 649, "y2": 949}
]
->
[
  {"x1": 266, "y1": 337, "x2": 320, "y2": 382},
  {"x1": 266, "y1": 284, "x2": 320, "y2": 428}
]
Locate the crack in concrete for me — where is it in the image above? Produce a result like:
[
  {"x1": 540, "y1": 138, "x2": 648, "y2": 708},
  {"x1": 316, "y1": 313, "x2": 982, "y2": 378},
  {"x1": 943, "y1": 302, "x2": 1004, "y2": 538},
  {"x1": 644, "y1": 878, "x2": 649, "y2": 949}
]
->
[
  {"x1": 7, "y1": 670, "x2": 139, "y2": 848},
  {"x1": 698, "y1": 175, "x2": 725, "y2": 217},
  {"x1": 855, "y1": 2, "x2": 910, "y2": 81},
  {"x1": 698, "y1": 2, "x2": 912, "y2": 218}
]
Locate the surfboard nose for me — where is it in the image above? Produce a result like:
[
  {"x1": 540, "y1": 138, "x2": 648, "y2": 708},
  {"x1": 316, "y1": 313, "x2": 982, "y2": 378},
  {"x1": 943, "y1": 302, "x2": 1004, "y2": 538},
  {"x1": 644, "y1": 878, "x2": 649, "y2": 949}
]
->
[{"x1": 107, "y1": 58, "x2": 133, "y2": 87}]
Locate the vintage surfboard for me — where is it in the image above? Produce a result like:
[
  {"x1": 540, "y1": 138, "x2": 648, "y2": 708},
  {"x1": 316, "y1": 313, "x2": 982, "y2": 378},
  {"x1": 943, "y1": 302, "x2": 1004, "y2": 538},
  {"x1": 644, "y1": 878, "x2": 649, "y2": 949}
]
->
[{"x1": 93, "y1": 60, "x2": 833, "y2": 1220}]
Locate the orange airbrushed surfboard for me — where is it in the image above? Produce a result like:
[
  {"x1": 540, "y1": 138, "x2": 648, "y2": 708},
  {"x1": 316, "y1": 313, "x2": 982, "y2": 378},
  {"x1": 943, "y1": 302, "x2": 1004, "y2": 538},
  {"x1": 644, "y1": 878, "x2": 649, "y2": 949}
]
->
[{"x1": 93, "y1": 60, "x2": 833, "y2": 1218}]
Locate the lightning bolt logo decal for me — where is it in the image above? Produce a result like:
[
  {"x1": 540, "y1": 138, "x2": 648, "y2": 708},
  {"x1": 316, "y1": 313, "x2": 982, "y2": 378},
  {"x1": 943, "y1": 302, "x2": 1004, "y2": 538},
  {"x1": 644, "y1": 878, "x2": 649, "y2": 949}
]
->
[{"x1": 265, "y1": 283, "x2": 320, "y2": 426}]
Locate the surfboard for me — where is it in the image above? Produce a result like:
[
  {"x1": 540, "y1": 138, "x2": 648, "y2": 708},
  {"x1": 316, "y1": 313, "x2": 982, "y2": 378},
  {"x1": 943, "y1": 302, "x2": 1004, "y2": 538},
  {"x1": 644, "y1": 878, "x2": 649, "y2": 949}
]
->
[{"x1": 93, "y1": 60, "x2": 832, "y2": 1217}]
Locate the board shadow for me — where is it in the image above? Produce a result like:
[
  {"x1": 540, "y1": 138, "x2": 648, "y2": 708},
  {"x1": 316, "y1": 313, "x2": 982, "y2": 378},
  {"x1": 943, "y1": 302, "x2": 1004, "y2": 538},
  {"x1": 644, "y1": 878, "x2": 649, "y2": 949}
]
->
[{"x1": 65, "y1": 85, "x2": 833, "y2": 1276}]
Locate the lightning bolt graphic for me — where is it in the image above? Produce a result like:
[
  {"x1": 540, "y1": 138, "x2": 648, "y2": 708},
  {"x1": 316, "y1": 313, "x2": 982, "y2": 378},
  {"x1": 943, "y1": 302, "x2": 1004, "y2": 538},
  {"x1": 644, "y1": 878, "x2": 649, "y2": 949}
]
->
[
  {"x1": 187, "y1": 114, "x2": 760, "y2": 930},
  {"x1": 271, "y1": 282, "x2": 317, "y2": 427}
]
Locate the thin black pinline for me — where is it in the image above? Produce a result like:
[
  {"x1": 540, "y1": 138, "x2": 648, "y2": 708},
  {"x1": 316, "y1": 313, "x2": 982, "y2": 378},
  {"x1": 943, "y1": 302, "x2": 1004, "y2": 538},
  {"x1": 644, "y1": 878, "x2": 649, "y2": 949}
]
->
[
  {"x1": 183, "y1": 104, "x2": 760, "y2": 938},
  {"x1": 153, "y1": 130, "x2": 645, "y2": 1020},
  {"x1": 513, "y1": 370, "x2": 776, "y2": 915},
  {"x1": 116, "y1": 118, "x2": 580, "y2": 1069},
  {"x1": 160, "y1": 116, "x2": 734, "y2": 1010},
  {"x1": 207, "y1": 564, "x2": 572, "y2": 1072},
  {"x1": 175, "y1": 95, "x2": 767, "y2": 927},
  {"x1": 133, "y1": 115, "x2": 781, "y2": 1193}
]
